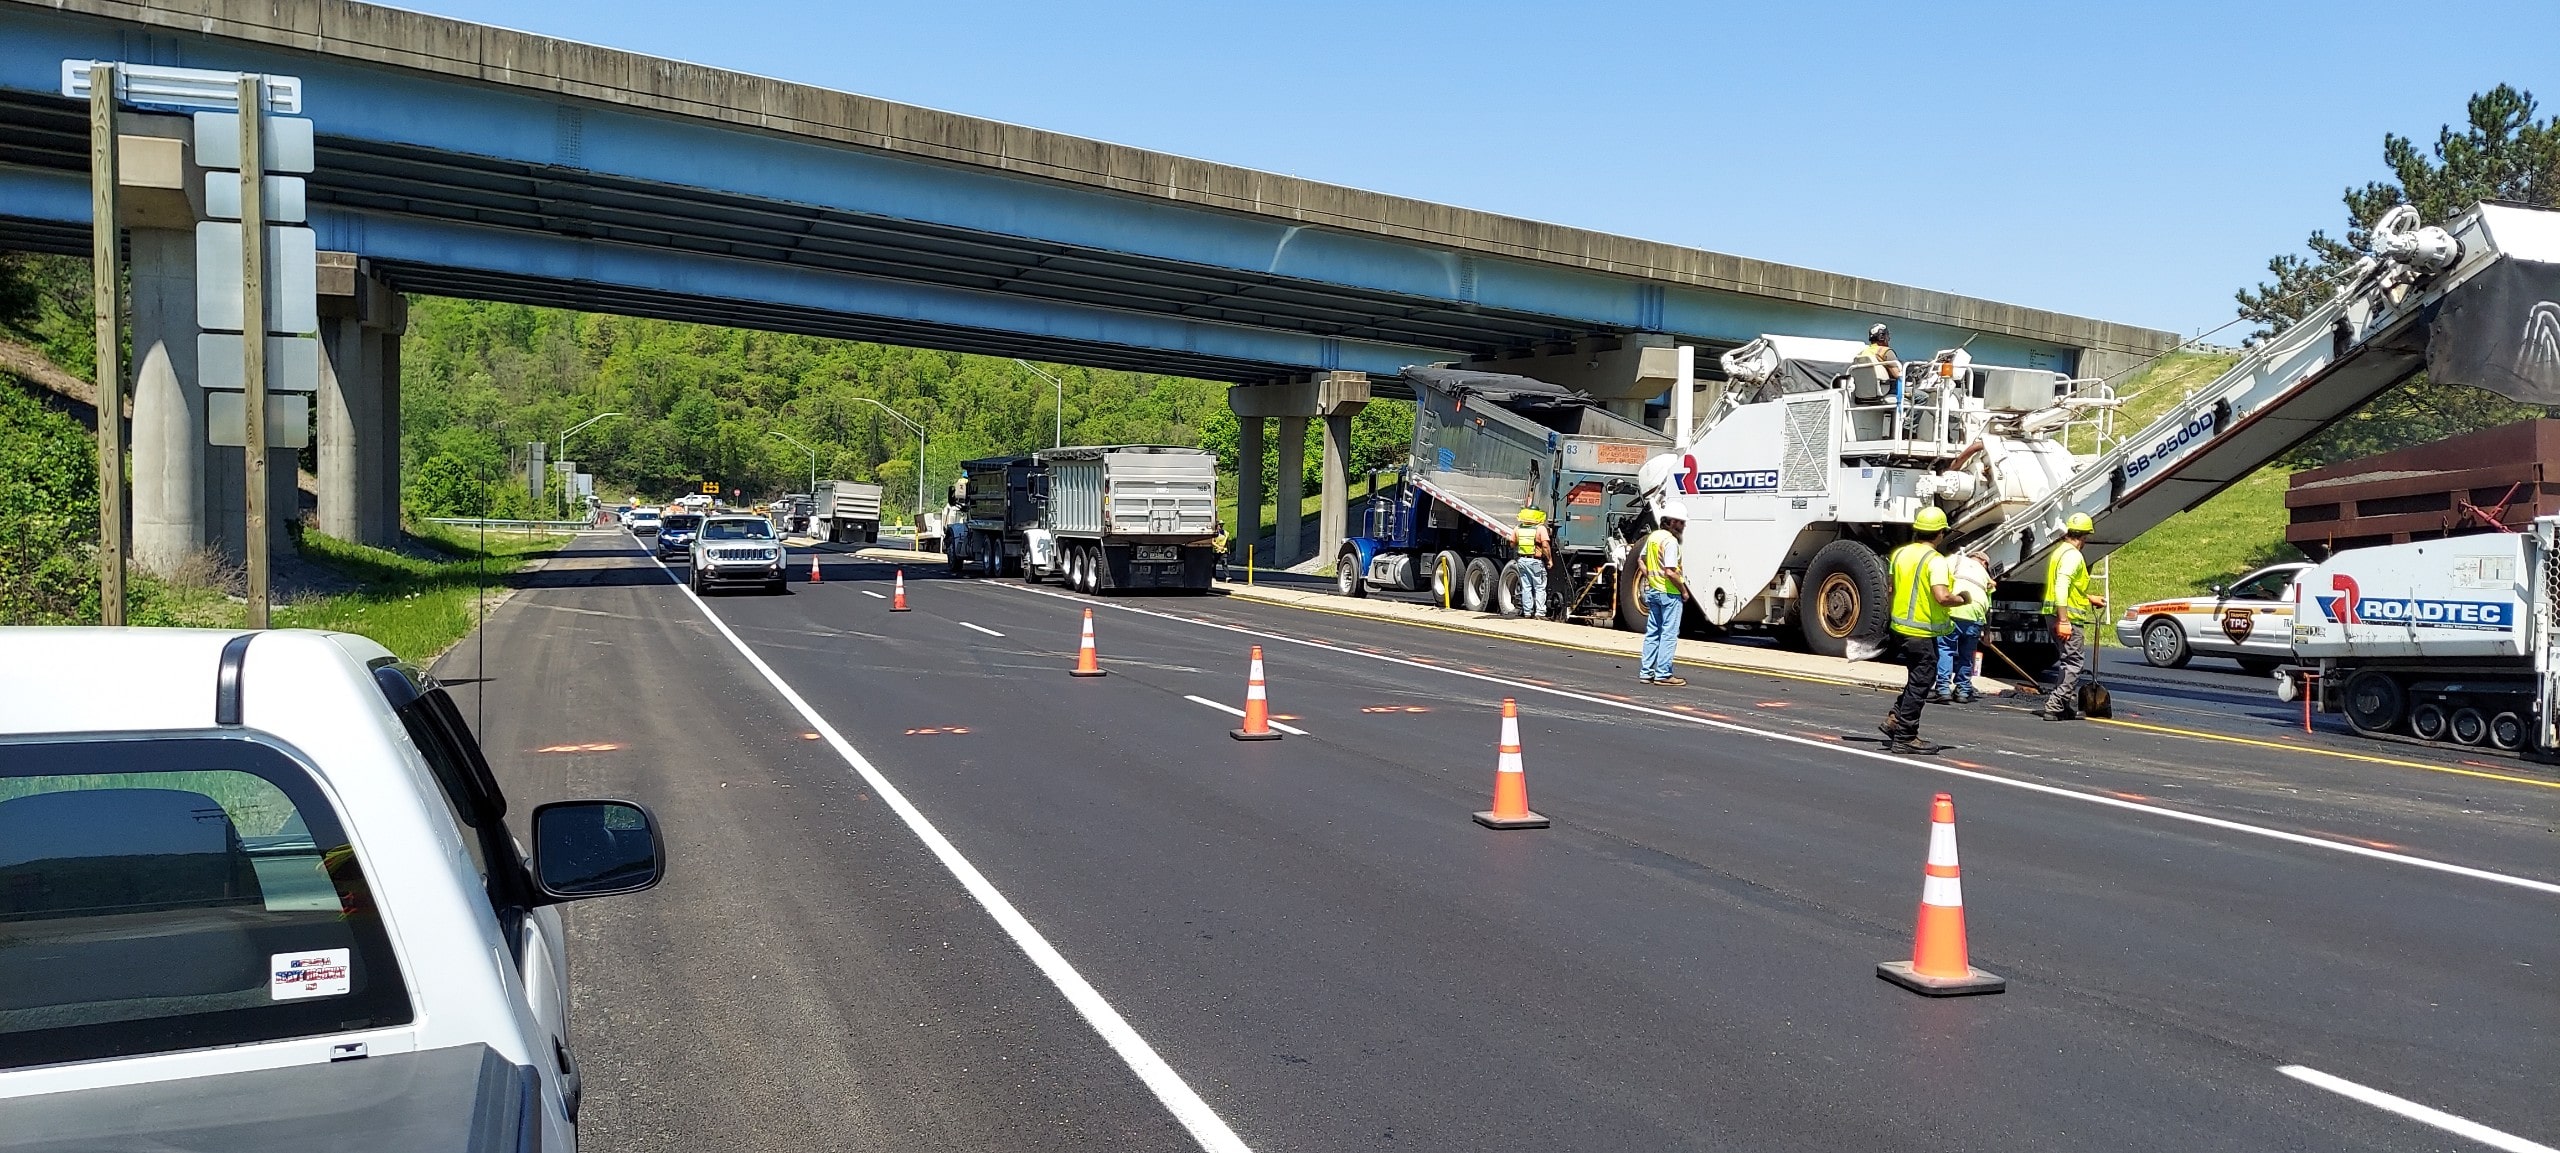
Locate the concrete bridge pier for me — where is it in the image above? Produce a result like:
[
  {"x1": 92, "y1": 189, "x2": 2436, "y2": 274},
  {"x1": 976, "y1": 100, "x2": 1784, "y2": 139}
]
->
[
  {"x1": 317, "y1": 253, "x2": 406, "y2": 547},
  {"x1": 1230, "y1": 372, "x2": 1370, "y2": 569}
]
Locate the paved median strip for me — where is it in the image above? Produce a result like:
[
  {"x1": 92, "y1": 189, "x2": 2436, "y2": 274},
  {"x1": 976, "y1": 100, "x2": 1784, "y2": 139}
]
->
[
  {"x1": 2278, "y1": 1065, "x2": 2555, "y2": 1152},
  {"x1": 1184, "y1": 694, "x2": 1308, "y2": 736}
]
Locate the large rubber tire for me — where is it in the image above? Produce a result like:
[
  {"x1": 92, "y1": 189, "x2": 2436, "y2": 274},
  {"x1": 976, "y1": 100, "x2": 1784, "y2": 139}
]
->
[
  {"x1": 1336, "y1": 550, "x2": 1367, "y2": 598},
  {"x1": 1430, "y1": 550, "x2": 1464, "y2": 609},
  {"x1": 1460, "y1": 556, "x2": 1499, "y2": 613},
  {"x1": 2140, "y1": 617, "x2": 2192, "y2": 669},
  {"x1": 2491, "y1": 710, "x2": 2525, "y2": 751},
  {"x1": 1615, "y1": 563, "x2": 1646, "y2": 633},
  {"x1": 2451, "y1": 706, "x2": 2490, "y2": 746},
  {"x1": 1495, "y1": 559, "x2": 1524, "y2": 617},
  {"x1": 1075, "y1": 546, "x2": 1097, "y2": 594},
  {"x1": 2409, "y1": 701, "x2": 2450, "y2": 741},
  {"x1": 1799, "y1": 539, "x2": 1891, "y2": 659},
  {"x1": 2340, "y1": 671, "x2": 2405, "y2": 736}
]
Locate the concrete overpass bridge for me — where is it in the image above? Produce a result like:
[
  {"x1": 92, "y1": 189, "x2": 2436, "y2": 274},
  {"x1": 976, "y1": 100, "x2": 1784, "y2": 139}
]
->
[{"x1": 0, "y1": 0, "x2": 2179, "y2": 569}]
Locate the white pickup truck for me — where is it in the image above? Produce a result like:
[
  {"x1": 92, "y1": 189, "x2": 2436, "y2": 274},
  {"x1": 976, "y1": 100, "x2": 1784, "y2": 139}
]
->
[{"x1": 0, "y1": 628, "x2": 665, "y2": 1150}]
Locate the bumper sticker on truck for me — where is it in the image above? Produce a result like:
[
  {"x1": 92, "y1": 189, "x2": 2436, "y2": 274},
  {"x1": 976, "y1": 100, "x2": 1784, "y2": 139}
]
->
[{"x1": 270, "y1": 949, "x2": 352, "y2": 1000}]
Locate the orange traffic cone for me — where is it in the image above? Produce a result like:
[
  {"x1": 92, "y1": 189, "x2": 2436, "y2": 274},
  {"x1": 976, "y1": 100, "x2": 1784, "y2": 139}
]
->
[
  {"x1": 809, "y1": 555, "x2": 822, "y2": 583},
  {"x1": 1070, "y1": 609, "x2": 1108, "y2": 678},
  {"x1": 1472, "y1": 698, "x2": 1550, "y2": 829},
  {"x1": 1229, "y1": 645, "x2": 1281, "y2": 741},
  {"x1": 1877, "y1": 793, "x2": 2005, "y2": 995},
  {"x1": 891, "y1": 568, "x2": 910, "y2": 612}
]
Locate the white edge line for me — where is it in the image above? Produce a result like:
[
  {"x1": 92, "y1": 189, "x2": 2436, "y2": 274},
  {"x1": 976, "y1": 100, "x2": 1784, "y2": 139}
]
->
[
  {"x1": 860, "y1": 589, "x2": 887, "y2": 599},
  {"x1": 961, "y1": 621, "x2": 1006, "y2": 637},
  {"x1": 651, "y1": 558, "x2": 1252, "y2": 1153},
  {"x1": 1182, "y1": 694, "x2": 1309, "y2": 736},
  {"x1": 999, "y1": 583, "x2": 2560, "y2": 897},
  {"x1": 2279, "y1": 1065, "x2": 2556, "y2": 1153}
]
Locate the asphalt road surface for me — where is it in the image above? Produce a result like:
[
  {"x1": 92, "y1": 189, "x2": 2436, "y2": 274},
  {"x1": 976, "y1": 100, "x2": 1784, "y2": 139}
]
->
[{"x1": 448, "y1": 533, "x2": 2557, "y2": 1152}]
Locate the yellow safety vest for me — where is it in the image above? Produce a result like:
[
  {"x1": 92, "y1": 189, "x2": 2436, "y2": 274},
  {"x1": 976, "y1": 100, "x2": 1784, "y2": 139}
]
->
[
  {"x1": 2044, "y1": 542, "x2": 2094, "y2": 623},
  {"x1": 1641, "y1": 529, "x2": 1680, "y2": 597},
  {"x1": 1890, "y1": 542, "x2": 1953, "y2": 638},
  {"x1": 1516, "y1": 522, "x2": 1541, "y2": 558}
]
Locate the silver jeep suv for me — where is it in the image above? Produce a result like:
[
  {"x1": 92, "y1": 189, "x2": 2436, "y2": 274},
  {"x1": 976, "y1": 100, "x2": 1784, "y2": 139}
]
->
[{"x1": 690, "y1": 516, "x2": 787, "y2": 595}]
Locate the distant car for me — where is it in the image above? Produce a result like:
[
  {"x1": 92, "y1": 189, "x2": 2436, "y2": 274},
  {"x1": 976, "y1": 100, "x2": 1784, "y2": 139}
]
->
[
  {"x1": 656, "y1": 514, "x2": 703, "y2": 559},
  {"x1": 2115, "y1": 561, "x2": 2309, "y2": 675},
  {"x1": 689, "y1": 516, "x2": 787, "y2": 595},
  {"x1": 628, "y1": 511, "x2": 661, "y2": 536}
]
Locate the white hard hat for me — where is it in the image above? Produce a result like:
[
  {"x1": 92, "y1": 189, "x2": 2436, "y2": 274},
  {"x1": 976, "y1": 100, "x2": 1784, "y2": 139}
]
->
[{"x1": 1658, "y1": 498, "x2": 1690, "y2": 523}]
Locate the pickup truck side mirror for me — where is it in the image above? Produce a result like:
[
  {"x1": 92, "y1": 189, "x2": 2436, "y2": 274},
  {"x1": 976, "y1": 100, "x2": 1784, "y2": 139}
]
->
[{"x1": 530, "y1": 800, "x2": 665, "y2": 902}]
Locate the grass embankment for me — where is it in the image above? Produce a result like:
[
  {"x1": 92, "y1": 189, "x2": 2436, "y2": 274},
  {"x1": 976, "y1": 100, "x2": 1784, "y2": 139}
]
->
[
  {"x1": 276, "y1": 523, "x2": 566, "y2": 662},
  {"x1": 2084, "y1": 349, "x2": 2304, "y2": 610}
]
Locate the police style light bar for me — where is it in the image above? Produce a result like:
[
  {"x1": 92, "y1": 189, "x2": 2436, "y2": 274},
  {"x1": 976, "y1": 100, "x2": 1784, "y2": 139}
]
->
[{"x1": 60, "y1": 61, "x2": 302, "y2": 114}]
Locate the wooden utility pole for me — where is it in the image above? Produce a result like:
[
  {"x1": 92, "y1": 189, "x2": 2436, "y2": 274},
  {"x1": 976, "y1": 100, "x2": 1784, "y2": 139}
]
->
[
  {"x1": 90, "y1": 65, "x2": 126, "y2": 625},
  {"x1": 238, "y1": 76, "x2": 269, "y2": 627}
]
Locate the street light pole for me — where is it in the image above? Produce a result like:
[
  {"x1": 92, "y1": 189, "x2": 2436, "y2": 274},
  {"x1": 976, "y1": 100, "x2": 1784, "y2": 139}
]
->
[
  {"x1": 1014, "y1": 359, "x2": 1065, "y2": 449},
  {"x1": 768, "y1": 430, "x2": 819, "y2": 497},
  {"x1": 850, "y1": 397, "x2": 927, "y2": 527},
  {"x1": 557, "y1": 411, "x2": 622, "y2": 521}
]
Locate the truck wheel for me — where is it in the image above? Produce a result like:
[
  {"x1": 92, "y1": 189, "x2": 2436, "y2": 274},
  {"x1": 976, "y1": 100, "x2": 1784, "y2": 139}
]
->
[
  {"x1": 1336, "y1": 550, "x2": 1367, "y2": 598},
  {"x1": 2140, "y1": 617, "x2": 2191, "y2": 669},
  {"x1": 1800, "y1": 540, "x2": 1890, "y2": 659},
  {"x1": 1461, "y1": 557, "x2": 1499, "y2": 613},
  {"x1": 1022, "y1": 556, "x2": 1043, "y2": 584},
  {"x1": 2450, "y1": 706, "x2": 2490, "y2": 746},
  {"x1": 2490, "y1": 710, "x2": 2524, "y2": 751},
  {"x1": 2408, "y1": 701, "x2": 2450, "y2": 741},
  {"x1": 1430, "y1": 550, "x2": 1464, "y2": 609},
  {"x1": 1494, "y1": 560, "x2": 1523, "y2": 617},
  {"x1": 1615, "y1": 564, "x2": 1646, "y2": 633},
  {"x1": 2341, "y1": 672, "x2": 2404, "y2": 736}
]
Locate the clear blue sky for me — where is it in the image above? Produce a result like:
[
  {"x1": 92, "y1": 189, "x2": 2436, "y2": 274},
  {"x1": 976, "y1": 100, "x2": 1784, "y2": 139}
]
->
[{"x1": 394, "y1": 0, "x2": 2555, "y2": 337}]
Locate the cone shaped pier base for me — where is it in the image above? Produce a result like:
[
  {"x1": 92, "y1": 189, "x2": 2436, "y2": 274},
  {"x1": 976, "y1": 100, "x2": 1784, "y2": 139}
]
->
[
  {"x1": 1876, "y1": 960, "x2": 2005, "y2": 996},
  {"x1": 1471, "y1": 809, "x2": 1550, "y2": 829}
]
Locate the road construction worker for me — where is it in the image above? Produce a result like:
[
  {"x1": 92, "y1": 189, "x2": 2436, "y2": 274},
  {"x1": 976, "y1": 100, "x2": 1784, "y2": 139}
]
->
[
  {"x1": 1638, "y1": 502, "x2": 1692, "y2": 686},
  {"x1": 1880, "y1": 506, "x2": 1974, "y2": 753},
  {"x1": 1514, "y1": 506, "x2": 1553, "y2": 620},
  {"x1": 1935, "y1": 549, "x2": 1991, "y2": 703},
  {"x1": 1857, "y1": 322, "x2": 1905, "y2": 401},
  {"x1": 2041, "y1": 513, "x2": 2108, "y2": 720}
]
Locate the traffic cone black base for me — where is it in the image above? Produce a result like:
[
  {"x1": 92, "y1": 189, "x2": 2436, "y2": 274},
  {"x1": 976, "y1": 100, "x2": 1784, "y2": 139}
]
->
[
  {"x1": 1876, "y1": 961, "x2": 2005, "y2": 997},
  {"x1": 1471, "y1": 810, "x2": 1550, "y2": 830},
  {"x1": 1229, "y1": 727, "x2": 1282, "y2": 742}
]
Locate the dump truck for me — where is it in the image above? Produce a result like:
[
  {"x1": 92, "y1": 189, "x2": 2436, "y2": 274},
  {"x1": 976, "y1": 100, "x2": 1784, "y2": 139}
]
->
[
  {"x1": 2282, "y1": 516, "x2": 2560, "y2": 754},
  {"x1": 811, "y1": 480, "x2": 882, "y2": 544},
  {"x1": 946, "y1": 456, "x2": 1043, "y2": 576},
  {"x1": 1335, "y1": 366, "x2": 1670, "y2": 623},
  {"x1": 1033, "y1": 445, "x2": 1221, "y2": 593}
]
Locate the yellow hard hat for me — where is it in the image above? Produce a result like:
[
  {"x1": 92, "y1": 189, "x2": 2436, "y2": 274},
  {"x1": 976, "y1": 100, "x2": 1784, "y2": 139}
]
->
[
  {"x1": 2065, "y1": 512, "x2": 2094, "y2": 534},
  {"x1": 1912, "y1": 506, "x2": 1949, "y2": 533},
  {"x1": 1517, "y1": 508, "x2": 1546, "y2": 525}
]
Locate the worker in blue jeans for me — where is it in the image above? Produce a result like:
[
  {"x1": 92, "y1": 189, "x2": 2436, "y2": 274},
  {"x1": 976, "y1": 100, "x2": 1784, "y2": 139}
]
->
[{"x1": 1638, "y1": 500, "x2": 1691, "y2": 685}]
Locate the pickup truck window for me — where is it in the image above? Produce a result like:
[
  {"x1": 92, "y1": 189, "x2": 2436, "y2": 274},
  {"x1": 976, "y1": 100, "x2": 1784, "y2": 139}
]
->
[{"x1": 0, "y1": 737, "x2": 412, "y2": 1071}]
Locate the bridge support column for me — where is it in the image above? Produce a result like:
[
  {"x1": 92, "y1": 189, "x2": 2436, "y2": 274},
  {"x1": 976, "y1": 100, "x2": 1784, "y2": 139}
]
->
[
  {"x1": 1313, "y1": 374, "x2": 1369, "y2": 567},
  {"x1": 1275, "y1": 416, "x2": 1306, "y2": 567},
  {"x1": 130, "y1": 226, "x2": 205, "y2": 576},
  {"x1": 317, "y1": 254, "x2": 406, "y2": 547},
  {"x1": 1232, "y1": 414, "x2": 1263, "y2": 564}
]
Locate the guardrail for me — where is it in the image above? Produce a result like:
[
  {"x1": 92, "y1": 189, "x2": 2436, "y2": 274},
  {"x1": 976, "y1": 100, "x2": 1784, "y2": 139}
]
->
[{"x1": 422, "y1": 517, "x2": 595, "y2": 532}]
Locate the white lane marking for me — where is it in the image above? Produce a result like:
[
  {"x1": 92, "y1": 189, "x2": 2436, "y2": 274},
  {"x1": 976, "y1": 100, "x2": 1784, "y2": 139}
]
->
[
  {"x1": 996, "y1": 583, "x2": 2560, "y2": 897},
  {"x1": 860, "y1": 589, "x2": 887, "y2": 599},
  {"x1": 650, "y1": 559, "x2": 1251, "y2": 1153},
  {"x1": 1182, "y1": 694, "x2": 1309, "y2": 736},
  {"x1": 2279, "y1": 1065, "x2": 2555, "y2": 1152},
  {"x1": 961, "y1": 621, "x2": 1006, "y2": 638}
]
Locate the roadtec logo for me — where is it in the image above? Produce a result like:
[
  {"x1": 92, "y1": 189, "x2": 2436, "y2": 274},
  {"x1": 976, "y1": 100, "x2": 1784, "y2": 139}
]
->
[
  {"x1": 2312, "y1": 574, "x2": 2515, "y2": 630},
  {"x1": 1672, "y1": 455, "x2": 1778, "y2": 494}
]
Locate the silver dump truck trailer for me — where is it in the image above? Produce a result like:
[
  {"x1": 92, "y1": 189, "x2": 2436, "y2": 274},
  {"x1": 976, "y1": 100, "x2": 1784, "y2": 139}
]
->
[
  {"x1": 812, "y1": 480, "x2": 882, "y2": 544},
  {"x1": 1035, "y1": 445, "x2": 1220, "y2": 593}
]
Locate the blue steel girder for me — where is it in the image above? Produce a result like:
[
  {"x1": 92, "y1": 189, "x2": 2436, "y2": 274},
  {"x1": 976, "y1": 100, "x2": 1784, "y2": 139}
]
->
[{"x1": 0, "y1": 7, "x2": 2095, "y2": 379}]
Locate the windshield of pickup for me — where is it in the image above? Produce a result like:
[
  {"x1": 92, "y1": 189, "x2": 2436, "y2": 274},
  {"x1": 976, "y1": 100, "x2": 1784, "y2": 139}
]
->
[
  {"x1": 701, "y1": 519, "x2": 773, "y2": 541},
  {"x1": 0, "y1": 737, "x2": 412, "y2": 1070},
  {"x1": 660, "y1": 514, "x2": 702, "y2": 532}
]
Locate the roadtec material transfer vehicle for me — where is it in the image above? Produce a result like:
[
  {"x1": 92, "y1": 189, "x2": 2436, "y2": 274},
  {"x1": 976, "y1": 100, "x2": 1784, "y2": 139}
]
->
[
  {"x1": 2284, "y1": 516, "x2": 2560, "y2": 754},
  {"x1": 0, "y1": 628, "x2": 666, "y2": 1150},
  {"x1": 1644, "y1": 201, "x2": 2560, "y2": 668},
  {"x1": 1336, "y1": 366, "x2": 1669, "y2": 621}
]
